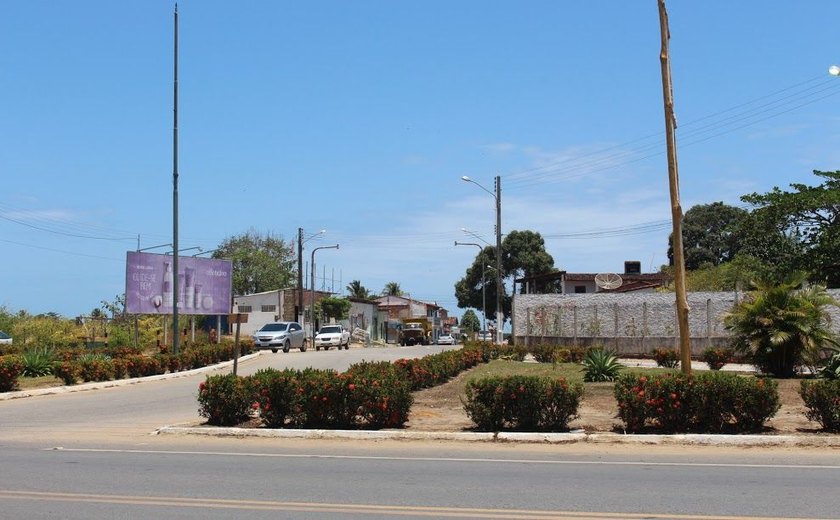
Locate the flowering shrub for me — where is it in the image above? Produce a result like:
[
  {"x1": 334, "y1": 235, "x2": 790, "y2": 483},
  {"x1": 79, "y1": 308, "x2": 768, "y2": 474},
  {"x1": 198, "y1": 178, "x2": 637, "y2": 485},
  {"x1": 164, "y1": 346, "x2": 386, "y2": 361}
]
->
[
  {"x1": 345, "y1": 361, "x2": 413, "y2": 428},
  {"x1": 652, "y1": 348, "x2": 679, "y2": 369},
  {"x1": 198, "y1": 374, "x2": 252, "y2": 426},
  {"x1": 701, "y1": 347, "x2": 733, "y2": 371},
  {"x1": 53, "y1": 361, "x2": 81, "y2": 386},
  {"x1": 463, "y1": 375, "x2": 583, "y2": 431},
  {"x1": 800, "y1": 380, "x2": 840, "y2": 432},
  {"x1": 78, "y1": 357, "x2": 115, "y2": 382},
  {"x1": 0, "y1": 356, "x2": 24, "y2": 392},
  {"x1": 615, "y1": 372, "x2": 780, "y2": 433}
]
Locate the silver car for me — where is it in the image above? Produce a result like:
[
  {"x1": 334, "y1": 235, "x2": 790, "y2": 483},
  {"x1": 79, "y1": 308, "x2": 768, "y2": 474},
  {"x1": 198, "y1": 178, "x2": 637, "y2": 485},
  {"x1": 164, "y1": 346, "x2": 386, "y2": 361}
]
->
[{"x1": 251, "y1": 321, "x2": 307, "y2": 353}]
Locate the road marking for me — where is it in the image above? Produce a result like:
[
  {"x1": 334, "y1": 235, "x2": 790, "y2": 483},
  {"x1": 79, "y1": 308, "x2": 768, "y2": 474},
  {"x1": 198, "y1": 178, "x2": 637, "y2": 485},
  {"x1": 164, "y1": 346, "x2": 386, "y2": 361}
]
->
[
  {"x1": 47, "y1": 447, "x2": 840, "y2": 470},
  {"x1": 0, "y1": 489, "x2": 827, "y2": 519}
]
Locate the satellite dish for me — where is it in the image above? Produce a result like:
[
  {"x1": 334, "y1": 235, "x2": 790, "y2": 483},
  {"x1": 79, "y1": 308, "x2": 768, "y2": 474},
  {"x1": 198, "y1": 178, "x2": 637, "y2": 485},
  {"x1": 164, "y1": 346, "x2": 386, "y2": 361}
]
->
[{"x1": 595, "y1": 273, "x2": 623, "y2": 290}]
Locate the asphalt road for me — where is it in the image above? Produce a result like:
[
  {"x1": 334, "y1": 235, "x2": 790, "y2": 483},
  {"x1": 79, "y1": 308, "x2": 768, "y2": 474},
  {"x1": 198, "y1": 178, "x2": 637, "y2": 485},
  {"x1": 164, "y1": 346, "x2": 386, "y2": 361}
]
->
[
  {"x1": 2, "y1": 343, "x2": 840, "y2": 519},
  {"x1": 1, "y1": 437, "x2": 839, "y2": 519}
]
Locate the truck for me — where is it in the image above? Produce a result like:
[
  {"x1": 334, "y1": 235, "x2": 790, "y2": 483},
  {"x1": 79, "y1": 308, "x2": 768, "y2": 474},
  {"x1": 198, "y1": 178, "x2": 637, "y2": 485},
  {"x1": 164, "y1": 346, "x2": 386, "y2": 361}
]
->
[{"x1": 398, "y1": 317, "x2": 432, "y2": 346}]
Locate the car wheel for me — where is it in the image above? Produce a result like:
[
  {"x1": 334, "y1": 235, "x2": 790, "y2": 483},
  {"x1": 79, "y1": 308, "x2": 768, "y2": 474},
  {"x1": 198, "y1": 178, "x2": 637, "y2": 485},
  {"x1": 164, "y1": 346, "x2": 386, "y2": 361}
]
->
[
  {"x1": 300, "y1": 340, "x2": 307, "y2": 352},
  {"x1": 282, "y1": 341, "x2": 290, "y2": 353}
]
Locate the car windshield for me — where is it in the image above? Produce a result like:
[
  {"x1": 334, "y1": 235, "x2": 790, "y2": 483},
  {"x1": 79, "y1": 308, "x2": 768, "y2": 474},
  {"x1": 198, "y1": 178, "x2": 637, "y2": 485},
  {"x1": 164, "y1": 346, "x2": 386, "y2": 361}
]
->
[
  {"x1": 0, "y1": 331, "x2": 9, "y2": 339},
  {"x1": 319, "y1": 326, "x2": 341, "y2": 334},
  {"x1": 260, "y1": 323, "x2": 289, "y2": 332}
]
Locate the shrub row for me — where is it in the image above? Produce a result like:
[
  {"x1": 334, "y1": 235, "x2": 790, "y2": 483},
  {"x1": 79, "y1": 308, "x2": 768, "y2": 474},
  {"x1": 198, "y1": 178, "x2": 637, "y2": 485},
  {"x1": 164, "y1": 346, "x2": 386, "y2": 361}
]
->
[
  {"x1": 614, "y1": 372, "x2": 780, "y2": 433},
  {"x1": 0, "y1": 356, "x2": 24, "y2": 392},
  {"x1": 799, "y1": 380, "x2": 840, "y2": 432},
  {"x1": 198, "y1": 343, "x2": 503, "y2": 428},
  {"x1": 462, "y1": 375, "x2": 584, "y2": 432},
  {"x1": 44, "y1": 342, "x2": 250, "y2": 386}
]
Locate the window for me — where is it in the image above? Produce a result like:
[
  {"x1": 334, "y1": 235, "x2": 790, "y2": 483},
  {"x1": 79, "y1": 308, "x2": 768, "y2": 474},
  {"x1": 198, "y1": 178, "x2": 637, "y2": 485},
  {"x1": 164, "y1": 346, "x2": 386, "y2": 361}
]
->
[
  {"x1": 261, "y1": 305, "x2": 276, "y2": 313},
  {"x1": 574, "y1": 286, "x2": 587, "y2": 294},
  {"x1": 238, "y1": 305, "x2": 253, "y2": 313}
]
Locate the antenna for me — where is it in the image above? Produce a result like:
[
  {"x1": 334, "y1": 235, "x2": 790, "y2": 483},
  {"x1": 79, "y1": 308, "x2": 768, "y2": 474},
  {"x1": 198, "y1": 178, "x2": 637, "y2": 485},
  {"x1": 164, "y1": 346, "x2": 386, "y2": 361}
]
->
[{"x1": 594, "y1": 273, "x2": 623, "y2": 291}]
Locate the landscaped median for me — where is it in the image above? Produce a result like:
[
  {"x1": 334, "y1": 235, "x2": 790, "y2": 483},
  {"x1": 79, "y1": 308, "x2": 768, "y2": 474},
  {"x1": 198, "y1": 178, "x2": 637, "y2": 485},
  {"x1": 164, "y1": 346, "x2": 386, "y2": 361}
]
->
[
  {"x1": 193, "y1": 342, "x2": 840, "y2": 437},
  {"x1": 0, "y1": 340, "x2": 252, "y2": 391}
]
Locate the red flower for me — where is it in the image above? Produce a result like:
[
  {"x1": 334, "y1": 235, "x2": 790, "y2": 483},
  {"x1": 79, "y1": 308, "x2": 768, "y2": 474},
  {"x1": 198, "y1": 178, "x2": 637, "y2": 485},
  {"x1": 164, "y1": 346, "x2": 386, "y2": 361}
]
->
[{"x1": 348, "y1": 384, "x2": 356, "y2": 391}]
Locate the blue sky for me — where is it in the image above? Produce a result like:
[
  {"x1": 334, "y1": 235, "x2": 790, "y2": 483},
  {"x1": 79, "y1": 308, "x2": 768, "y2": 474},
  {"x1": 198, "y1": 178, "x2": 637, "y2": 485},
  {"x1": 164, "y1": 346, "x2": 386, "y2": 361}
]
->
[{"x1": 2, "y1": 1, "x2": 840, "y2": 321}]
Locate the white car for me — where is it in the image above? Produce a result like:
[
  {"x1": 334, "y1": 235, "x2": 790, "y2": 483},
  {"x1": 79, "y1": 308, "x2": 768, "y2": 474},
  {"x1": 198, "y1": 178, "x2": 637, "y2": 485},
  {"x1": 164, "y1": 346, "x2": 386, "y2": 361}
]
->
[
  {"x1": 0, "y1": 331, "x2": 11, "y2": 345},
  {"x1": 315, "y1": 325, "x2": 351, "y2": 351},
  {"x1": 436, "y1": 334, "x2": 455, "y2": 345}
]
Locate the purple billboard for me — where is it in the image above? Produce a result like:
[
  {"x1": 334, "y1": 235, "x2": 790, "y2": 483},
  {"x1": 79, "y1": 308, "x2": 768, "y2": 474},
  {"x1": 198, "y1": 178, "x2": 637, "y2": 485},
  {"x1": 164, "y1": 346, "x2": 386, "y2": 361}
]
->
[{"x1": 125, "y1": 251, "x2": 232, "y2": 315}]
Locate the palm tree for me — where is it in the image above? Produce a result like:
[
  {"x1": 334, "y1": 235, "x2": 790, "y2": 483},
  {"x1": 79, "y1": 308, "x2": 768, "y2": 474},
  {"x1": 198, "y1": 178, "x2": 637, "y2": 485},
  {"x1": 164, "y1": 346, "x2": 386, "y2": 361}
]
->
[
  {"x1": 724, "y1": 273, "x2": 839, "y2": 377},
  {"x1": 346, "y1": 280, "x2": 370, "y2": 299},
  {"x1": 381, "y1": 282, "x2": 403, "y2": 296}
]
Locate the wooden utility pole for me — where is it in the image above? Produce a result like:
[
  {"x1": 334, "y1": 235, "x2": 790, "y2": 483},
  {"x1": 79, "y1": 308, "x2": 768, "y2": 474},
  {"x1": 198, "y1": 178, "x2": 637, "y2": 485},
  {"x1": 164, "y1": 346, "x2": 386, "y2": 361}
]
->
[{"x1": 657, "y1": 0, "x2": 692, "y2": 374}]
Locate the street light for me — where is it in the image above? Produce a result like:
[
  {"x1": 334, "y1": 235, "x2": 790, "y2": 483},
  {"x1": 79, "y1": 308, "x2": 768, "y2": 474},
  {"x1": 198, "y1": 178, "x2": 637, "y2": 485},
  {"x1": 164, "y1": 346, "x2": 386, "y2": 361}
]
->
[
  {"x1": 310, "y1": 244, "x2": 339, "y2": 346},
  {"x1": 830, "y1": 65, "x2": 840, "y2": 76},
  {"x1": 454, "y1": 241, "x2": 487, "y2": 334},
  {"x1": 461, "y1": 175, "x2": 503, "y2": 344},
  {"x1": 298, "y1": 229, "x2": 326, "y2": 323},
  {"x1": 165, "y1": 246, "x2": 201, "y2": 255},
  {"x1": 138, "y1": 242, "x2": 172, "y2": 253}
]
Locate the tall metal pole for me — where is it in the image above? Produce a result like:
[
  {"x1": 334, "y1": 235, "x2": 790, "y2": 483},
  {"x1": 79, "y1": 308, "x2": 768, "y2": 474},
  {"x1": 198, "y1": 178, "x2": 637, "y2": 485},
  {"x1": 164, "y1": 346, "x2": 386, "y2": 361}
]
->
[
  {"x1": 495, "y1": 175, "x2": 503, "y2": 345},
  {"x1": 310, "y1": 244, "x2": 339, "y2": 346},
  {"x1": 454, "y1": 241, "x2": 486, "y2": 333},
  {"x1": 172, "y1": 4, "x2": 180, "y2": 355},
  {"x1": 297, "y1": 228, "x2": 304, "y2": 323},
  {"x1": 658, "y1": 0, "x2": 691, "y2": 374}
]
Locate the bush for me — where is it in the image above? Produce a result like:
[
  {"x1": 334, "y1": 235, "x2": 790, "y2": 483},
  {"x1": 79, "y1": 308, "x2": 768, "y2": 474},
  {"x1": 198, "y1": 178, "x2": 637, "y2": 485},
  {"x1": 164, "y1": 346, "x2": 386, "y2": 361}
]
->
[
  {"x1": 198, "y1": 374, "x2": 252, "y2": 426},
  {"x1": 819, "y1": 351, "x2": 840, "y2": 380},
  {"x1": 345, "y1": 361, "x2": 413, "y2": 428},
  {"x1": 78, "y1": 357, "x2": 115, "y2": 382},
  {"x1": 21, "y1": 347, "x2": 56, "y2": 377},
  {"x1": 0, "y1": 355, "x2": 24, "y2": 392},
  {"x1": 615, "y1": 372, "x2": 780, "y2": 433},
  {"x1": 582, "y1": 348, "x2": 623, "y2": 382},
  {"x1": 53, "y1": 361, "x2": 81, "y2": 386},
  {"x1": 463, "y1": 375, "x2": 583, "y2": 432},
  {"x1": 701, "y1": 347, "x2": 733, "y2": 371},
  {"x1": 529, "y1": 344, "x2": 558, "y2": 363},
  {"x1": 800, "y1": 380, "x2": 840, "y2": 432},
  {"x1": 652, "y1": 348, "x2": 679, "y2": 369}
]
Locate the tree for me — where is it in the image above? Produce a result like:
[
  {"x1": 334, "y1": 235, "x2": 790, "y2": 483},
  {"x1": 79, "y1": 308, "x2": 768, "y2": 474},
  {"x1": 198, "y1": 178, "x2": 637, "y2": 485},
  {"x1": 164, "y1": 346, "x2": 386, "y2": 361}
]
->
[
  {"x1": 460, "y1": 310, "x2": 480, "y2": 335},
  {"x1": 318, "y1": 296, "x2": 351, "y2": 321},
  {"x1": 740, "y1": 170, "x2": 840, "y2": 287},
  {"x1": 213, "y1": 228, "x2": 295, "y2": 296},
  {"x1": 346, "y1": 280, "x2": 371, "y2": 299},
  {"x1": 724, "y1": 273, "x2": 839, "y2": 377},
  {"x1": 667, "y1": 202, "x2": 748, "y2": 269},
  {"x1": 454, "y1": 230, "x2": 557, "y2": 326},
  {"x1": 381, "y1": 282, "x2": 403, "y2": 296}
]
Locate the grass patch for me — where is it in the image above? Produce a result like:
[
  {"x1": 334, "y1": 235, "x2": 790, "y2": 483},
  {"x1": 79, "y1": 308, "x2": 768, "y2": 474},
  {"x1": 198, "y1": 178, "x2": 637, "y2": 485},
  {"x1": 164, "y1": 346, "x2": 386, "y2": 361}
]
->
[
  {"x1": 16, "y1": 375, "x2": 64, "y2": 390},
  {"x1": 464, "y1": 360, "x2": 677, "y2": 385}
]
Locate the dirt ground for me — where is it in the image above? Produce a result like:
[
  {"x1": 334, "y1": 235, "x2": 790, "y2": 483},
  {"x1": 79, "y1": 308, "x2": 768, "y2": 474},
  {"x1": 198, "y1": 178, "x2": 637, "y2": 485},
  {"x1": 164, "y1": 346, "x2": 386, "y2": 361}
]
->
[{"x1": 404, "y1": 365, "x2": 821, "y2": 434}]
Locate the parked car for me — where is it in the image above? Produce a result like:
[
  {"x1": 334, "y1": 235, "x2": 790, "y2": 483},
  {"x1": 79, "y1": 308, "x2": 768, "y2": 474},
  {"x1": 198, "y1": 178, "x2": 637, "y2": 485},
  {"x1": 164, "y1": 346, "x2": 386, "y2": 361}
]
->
[
  {"x1": 315, "y1": 325, "x2": 351, "y2": 351},
  {"x1": 436, "y1": 334, "x2": 455, "y2": 345},
  {"x1": 0, "y1": 331, "x2": 11, "y2": 345},
  {"x1": 251, "y1": 321, "x2": 307, "y2": 353},
  {"x1": 477, "y1": 331, "x2": 493, "y2": 342}
]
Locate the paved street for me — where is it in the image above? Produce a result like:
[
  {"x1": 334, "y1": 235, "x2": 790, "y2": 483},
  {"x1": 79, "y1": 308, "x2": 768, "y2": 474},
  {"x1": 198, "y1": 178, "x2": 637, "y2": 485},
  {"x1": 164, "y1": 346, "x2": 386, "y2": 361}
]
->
[{"x1": 2, "y1": 344, "x2": 840, "y2": 519}]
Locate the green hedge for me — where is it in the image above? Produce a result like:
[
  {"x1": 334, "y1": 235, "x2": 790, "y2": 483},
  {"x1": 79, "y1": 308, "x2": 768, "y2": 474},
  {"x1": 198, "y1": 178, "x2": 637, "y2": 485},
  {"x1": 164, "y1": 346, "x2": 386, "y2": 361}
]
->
[
  {"x1": 198, "y1": 344, "x2": 502, "y2": 428},
  {"x1": 615, "y1": 372, "x2": 780, "y2": 433},
  {"x1": 0, "y1": 356, "x2": 24, "y2": 392},
  {"x1": 463, "y1": 375, "x2": 583, "y2": 432},
  {"x1": 800, "y1": 380, "x2": 840, "y2": 432}
]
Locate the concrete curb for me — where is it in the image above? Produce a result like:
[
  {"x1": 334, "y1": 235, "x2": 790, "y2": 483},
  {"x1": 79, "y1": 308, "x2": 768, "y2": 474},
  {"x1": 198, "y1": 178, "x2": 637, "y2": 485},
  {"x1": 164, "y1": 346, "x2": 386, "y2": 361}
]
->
[
  {"x1": 154, "y1": 425, "x2": 840, "y2": 447},
  {"x1": 0, "y1": 353, "x2": 260, "y2": 401}
]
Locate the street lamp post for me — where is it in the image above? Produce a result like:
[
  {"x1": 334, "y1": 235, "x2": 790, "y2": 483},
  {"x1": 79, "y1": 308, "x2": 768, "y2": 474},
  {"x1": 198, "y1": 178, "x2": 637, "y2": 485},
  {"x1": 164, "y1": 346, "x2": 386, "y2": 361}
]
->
[
  {"x1": 310, "y1": 244, "x2": 339, "y2": 346},
  {"x1": 299, "y1": 229, "x2": 326, "y2": 324},
  {"x1": 462, "y1": 175, "x2": 503, "y2": 344},
  {"x1": 454, "y1": 241, "x2": 487, "y2": 334}
]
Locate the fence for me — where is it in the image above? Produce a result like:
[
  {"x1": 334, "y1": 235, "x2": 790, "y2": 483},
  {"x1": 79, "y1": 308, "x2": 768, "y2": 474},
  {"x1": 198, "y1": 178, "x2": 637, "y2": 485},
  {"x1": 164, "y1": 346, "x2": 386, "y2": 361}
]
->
[{"x1": 512, "y1": 290, "x2": 840, "y2": 357}]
